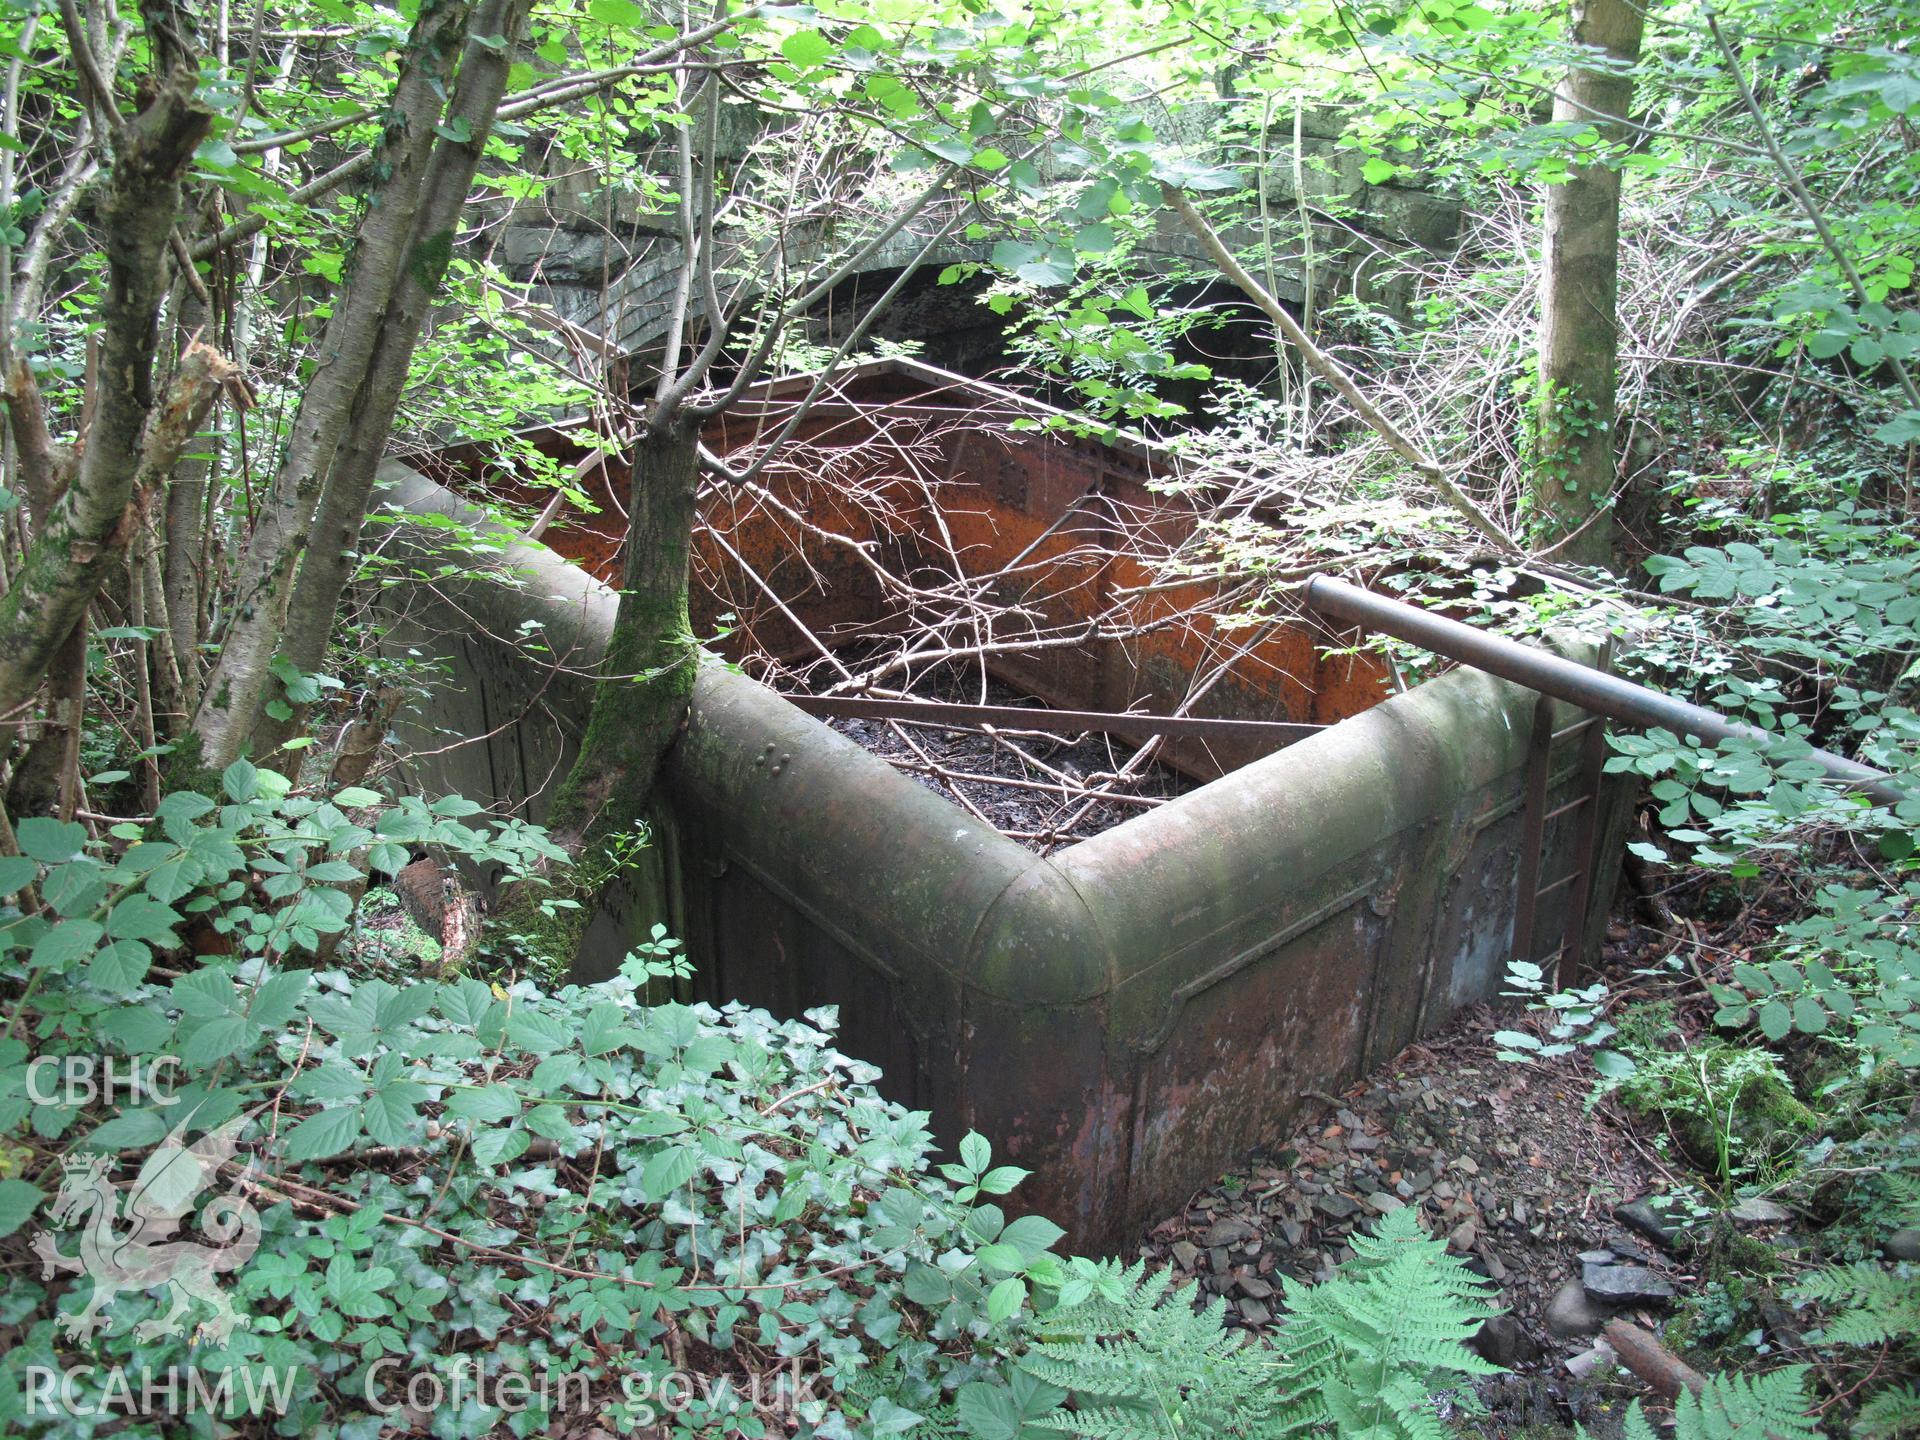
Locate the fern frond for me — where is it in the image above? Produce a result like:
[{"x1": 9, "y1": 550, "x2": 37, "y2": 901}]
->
[
  {"x1": 1675, "y1": 1366, "x2": 1820, "y2": 1440},
  {"x1": 1855, "y1": 1382, "x2": 1920, "y2": 1440},
  {"x1": 1790, "y1": 1259, "x2": 1904, "y2": 1308},
  {"x1": 1791, "y1": 1259, "x2": 1920, "y2": 1346},
  {"x1": 1018, "y1": 1210, "x2": 1504, "y2": 1440}
]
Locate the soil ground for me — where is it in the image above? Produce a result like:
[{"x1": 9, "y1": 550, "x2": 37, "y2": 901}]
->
[{"x1": 1131, "y1": 916, "x2": 1824, "y2": 1437}]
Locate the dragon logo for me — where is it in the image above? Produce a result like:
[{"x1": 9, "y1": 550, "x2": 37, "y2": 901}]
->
[{"x1": 31, "y1": 1107, "x2": 262, "y2": 1344}]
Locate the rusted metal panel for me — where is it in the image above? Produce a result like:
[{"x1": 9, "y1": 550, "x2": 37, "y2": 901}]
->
[
  {"x1": 663, "y1": 640, "x2": 1626, "y2": 1253},
  {"x1": 371, "y1": 375, "x2": 1633, "y2": 1256},
  {"x1": 438, "y1": 362, "x2": 1396, "y2": 783}
]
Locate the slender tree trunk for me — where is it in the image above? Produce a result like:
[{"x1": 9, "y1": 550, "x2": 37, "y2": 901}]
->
[
  {"x1": 1532, "y1": 0, "x2": 1646, "y2": 566},
  {"x1": 0, "y1": 69, "x2": 211, "y2": 717},
  {"x1": 189, "y1": 0, "x2": 475, "y2": 771},
  {"x1": 250, "y1": 0, "x2": 533, "y2": 766}
]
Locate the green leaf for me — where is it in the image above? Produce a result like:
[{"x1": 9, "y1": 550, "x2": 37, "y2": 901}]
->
[
  {"x1": 974, "y1": 1242, "x2": 1027, "y2": 1273},
  {"x1": 956, "y1": 1382, "x2": 1023, "y2": 1440},
  {"x1": 99, "y1": 1004, "x2": 172, "y2": 1053},
  {"x1": 448, "y1": 1084, "x2": 522, "y2": 1124},
  {"x1": 106, "y1": 894, "x2": 181, "y2": 945},
  {"x1": 17, "y1": 817, "x2": 87, "y2": 864},
  {"x1": 326, "y1": 1253, "x2": 396, "y2": 1317},
  {"x1": 1362, "y1": 156, "x2": 1395, "y2": 184},
  {"x1": 640, "y1": 1144, "x2": 701, "y2": 1200},
  {"x1": 0, "y1": 856, "x2": 38, "y2": 895},
  {"x1": 867, "y1": 1398, "x2": 925, "y2": 1436},
  {"x1": 470, "y1": 1125, "x2": 529, "y2": 1168},
  {"x1": 1591, "y1": 1049, "x2": 1637, "y2": 1079},
  {"x1": 1790, "y1": 997, "x2": 1828, "y2": 1034},
  {"x1": 958, "y1": 1131, "x2": 991, "y2": 1173},
  {"x1": 0, "y1": 1178, "x2": 44, "y2": 1239},
  {"x1": 183, "y1": 1015, "x2": 257, "y2": 1067},
  {"x1": 30, "y1": 919, "x2": 103, "y2": 973},
  {"x1": 222, "y1": 759, "x2": 259, "y2": 803},
  {"x1": 283, "y1": 1105, "x2": 364, "y2": 1161},
  {"x1": 1757, "y1": 1000, "x2": 1793, "y2": 1041},
  {"x1": 367, "y1": 842, "x2": 408, "y2": 875},
  {"x1": 89, "y1": 940, "x2": 152, "y2": 991},
  {"x1": 986, "y1": 1274, "x2": 1026, "y2": 1323},
  {"x1": 977, "y1": 1164, "x2": 1028, "y2": 1195},
  {"x1": 1000, "y1": 1213, "x2": 1064, "y2": 1257},
  {"x1": 1073, "y1": 222, "x2": 1115, "y2": 254},
  {"x1": 363, "y1": 1082, "x2": 424, "y2": 1144},
  {"x1": 88, "y1": 1109, "x2": 172, "y2": 1150},
  {"x1": 506, "y1": 1010, "x2": 570, "y2": 1054},
  {"x1": 780, "y1": 29, "x2": 832, "y2": 68}
]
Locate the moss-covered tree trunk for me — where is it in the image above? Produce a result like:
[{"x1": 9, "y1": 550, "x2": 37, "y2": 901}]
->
[
  {"x1": 512, "y1": 417, "x2": 703, "y2": 962},
  {"x1": 1533, "y1": 0, "x2": 1646, "y2": 567}
]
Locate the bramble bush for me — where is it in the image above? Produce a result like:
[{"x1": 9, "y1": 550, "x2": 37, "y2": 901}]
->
[
  {"x1": 0, "y1": 768, "x2": 1520, "y2": 1439},
  {"x1": 0, "y1": 768, "x2": 1066, "y2": 1437}
]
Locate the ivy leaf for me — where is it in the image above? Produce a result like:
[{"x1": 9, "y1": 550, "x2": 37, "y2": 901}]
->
[
  {"x1": 326, "y1": 1254, "x2": 396, "y2": 1317},
  {"x1": 867, "y1": 1398, "x2": 925, "y2": 1436}
]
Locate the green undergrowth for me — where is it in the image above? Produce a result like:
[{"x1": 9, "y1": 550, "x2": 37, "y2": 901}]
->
[{"x1": 1, "y1": 766, "x2": 1524, "y2": 1439}]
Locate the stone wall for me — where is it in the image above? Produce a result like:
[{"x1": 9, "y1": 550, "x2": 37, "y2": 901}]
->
[{"x1": 483, "y1": 97, "x2": 1462, "y2": 368}]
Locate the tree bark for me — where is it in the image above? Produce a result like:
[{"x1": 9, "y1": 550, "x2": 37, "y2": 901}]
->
[
  {"x1": 250, "y1": 0, "x2": 533, "y2": 765},
  {"x1": 0, "y1": 67, "x2": 211, "y2": 718},
  {"x1": 1532, "y1": 0, "x2": 1646, "y2": 566},
  {"x1": 189, "y1": 0, "x2": 475, "y2": 771},
  {"x1": 487, "y1": 420, "x2": 703, "y2": 966},
  {"x1": 547, "y1": 419, "x2": 705, "y2": 858}
]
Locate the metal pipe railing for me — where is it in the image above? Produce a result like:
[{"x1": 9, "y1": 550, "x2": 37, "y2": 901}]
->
[{"x1": 1303, "y1": 574, "x2": 1910, "y2": 807}]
